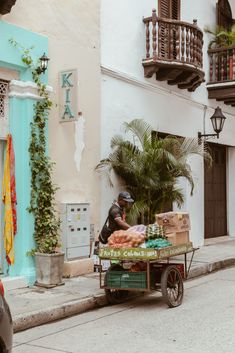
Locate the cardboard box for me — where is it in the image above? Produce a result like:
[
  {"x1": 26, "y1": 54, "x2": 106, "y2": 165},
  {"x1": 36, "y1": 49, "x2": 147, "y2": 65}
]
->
[
  {"x1": 155, "y1": 211, "x2": 191, "y2": 234},
  {"x1": 166, "y1": 231, "x2": 189, "y2": 246},
  {"x1": 63, "y1": 258, "x2": 94, "y2": 278},
  {"x1": 93, "y1": 255, "x2": 111, "y2": 272}
]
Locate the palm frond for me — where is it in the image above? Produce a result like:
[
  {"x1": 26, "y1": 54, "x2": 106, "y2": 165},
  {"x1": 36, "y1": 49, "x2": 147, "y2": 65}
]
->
[
  {"x1": 95, "y1": 118, "x2": 212, "y2": 223},
  {"x1": 123, "y1": 119, "x2": 152, "y2": 149}
]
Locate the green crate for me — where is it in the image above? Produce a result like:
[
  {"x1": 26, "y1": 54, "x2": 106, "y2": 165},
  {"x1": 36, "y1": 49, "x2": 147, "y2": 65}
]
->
[{"x1": 106, "y1": 271, "x2": 147, "y2": 289}]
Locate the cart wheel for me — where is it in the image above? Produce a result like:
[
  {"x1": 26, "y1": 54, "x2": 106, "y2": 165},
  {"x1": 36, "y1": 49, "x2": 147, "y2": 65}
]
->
[
  {"x1": 161, "y1": 265, "x2": 184, "y2": 308},
  {"x1": 104, "y1": 264, "x2": 129, "y2": 304}
]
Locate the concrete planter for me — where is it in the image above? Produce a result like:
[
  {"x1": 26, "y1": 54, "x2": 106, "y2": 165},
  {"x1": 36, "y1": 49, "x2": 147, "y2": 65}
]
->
[{"x1": 35, "y1": 252, "x2": 65, "y2": 288}]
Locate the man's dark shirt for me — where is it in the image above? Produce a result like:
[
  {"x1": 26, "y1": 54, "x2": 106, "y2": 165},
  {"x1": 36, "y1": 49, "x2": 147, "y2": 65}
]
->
[{"x1": 108, "y1": 203, "x2": 125, "y2": 232}]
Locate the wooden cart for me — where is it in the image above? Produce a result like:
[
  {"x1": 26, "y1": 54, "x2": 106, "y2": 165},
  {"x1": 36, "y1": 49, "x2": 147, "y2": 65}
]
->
[{"x1": 99, "y1": 242, "x2": 198, "y2": 308}]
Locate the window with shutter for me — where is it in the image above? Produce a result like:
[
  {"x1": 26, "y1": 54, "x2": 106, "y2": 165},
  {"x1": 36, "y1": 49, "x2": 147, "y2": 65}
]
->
[
  {"x1": 158, "y1": 0, "x2": 180, "y2": 59},
  {"x1": 217, "y1": 0, "x2": 234, "y2": 31},
  {"x1": 0, "y1": 81, "x2": 8, "y2": 119},
  {"x1": 159, "y1": 0, "x2": 170, "y2": 18},
  {"x1": 158, "y1": 0, "x2": 180, "y2": 20},
  {"x1": 171, "y1": 0, "x2": 180, "y2": 20}
]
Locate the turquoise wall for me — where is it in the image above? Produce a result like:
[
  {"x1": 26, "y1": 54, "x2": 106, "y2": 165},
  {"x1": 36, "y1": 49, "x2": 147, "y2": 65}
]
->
[{"x1": 0, "y1": 20, "x2": 48, "y2": 283}]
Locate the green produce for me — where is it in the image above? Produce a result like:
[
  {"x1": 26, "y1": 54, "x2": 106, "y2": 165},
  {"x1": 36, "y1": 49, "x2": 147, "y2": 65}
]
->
[
  {"x1": 145, "y1": 238, "x2": 172, "y2": 249},
  {"x1": 145, "y1": 224, "x2": 166, "y2": 240}
]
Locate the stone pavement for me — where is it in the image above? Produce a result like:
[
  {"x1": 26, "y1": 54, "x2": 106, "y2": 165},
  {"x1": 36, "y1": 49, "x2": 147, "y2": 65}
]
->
[{"x1": 5, "y1": 236, "x2": 235, "y2": 333}]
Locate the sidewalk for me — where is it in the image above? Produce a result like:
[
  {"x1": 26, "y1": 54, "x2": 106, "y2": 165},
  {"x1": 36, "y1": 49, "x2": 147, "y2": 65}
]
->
[{"x1": 6, "y1": 236, "x2": 235, "y2": 333}]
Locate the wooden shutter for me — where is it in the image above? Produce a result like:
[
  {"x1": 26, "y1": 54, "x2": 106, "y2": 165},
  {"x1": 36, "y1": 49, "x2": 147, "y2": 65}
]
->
[
  {"x1": 159, "y1": 0, "x2": 170, "y2": 18},
  {"x1": 217, "y1": 0, "x2": 233, "y2": 31},
  {"x1": 171, "y1": 0, "x2": 180, "y2": 20},
  {"x1": 158, "y1": 0, "x2": 180, "y2": 20}
]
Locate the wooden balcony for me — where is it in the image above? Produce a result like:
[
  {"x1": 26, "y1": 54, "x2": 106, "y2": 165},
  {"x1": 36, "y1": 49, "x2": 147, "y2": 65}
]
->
[
  {"x1": 207, "y1": 45, "x2": 235, "y2": 106},
  {"x1": 142, "y1": 9, "x2": 205, "y2": 92}
]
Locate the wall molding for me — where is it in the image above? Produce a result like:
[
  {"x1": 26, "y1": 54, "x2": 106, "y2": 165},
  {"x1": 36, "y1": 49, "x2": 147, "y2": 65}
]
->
[
  {"x1": 101, "y1": 65, "x2": 235, "y2": 117},
  {"x1": 9, "y1": 80, "x2": 53, "y2": 100}
]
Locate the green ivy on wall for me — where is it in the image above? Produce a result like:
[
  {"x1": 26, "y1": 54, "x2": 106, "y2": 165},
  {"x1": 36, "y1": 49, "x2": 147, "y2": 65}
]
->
[{"x1": 10, "y1": 39, "x2": 60, "y2": 254}]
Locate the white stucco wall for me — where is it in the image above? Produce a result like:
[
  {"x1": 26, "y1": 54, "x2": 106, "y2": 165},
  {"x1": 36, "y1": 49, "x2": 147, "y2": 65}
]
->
[
  {"x1": 101, "y1": 0, "x2": 235, "y2": 245},
  {"x1": 5, "y1": 0, "x2": 101, "y2": 237},
  {"x1": 227, "y1": 147, "x2": 235, "y2": 236}
]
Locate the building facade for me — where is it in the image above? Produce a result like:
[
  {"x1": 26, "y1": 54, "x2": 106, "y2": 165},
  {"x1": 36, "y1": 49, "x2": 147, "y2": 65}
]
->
[
  {"x1": 1, "y1": 0, "x2": 235, "y2": 285},
  {"x1": 0, "y1": 0, "x2": 101, "y2": 284},
  {"x1": 100, "y1": 0, "x2": 235, "y2": 247}
]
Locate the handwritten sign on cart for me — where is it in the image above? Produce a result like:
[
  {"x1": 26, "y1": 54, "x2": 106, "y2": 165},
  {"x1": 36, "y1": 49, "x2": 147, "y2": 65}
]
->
[
  {"x1": 99, "y1": 242, "x2": 193, "y2": 260},
  {"x1": 99, "y1": 248, "x2": 158, "y2": 260}
]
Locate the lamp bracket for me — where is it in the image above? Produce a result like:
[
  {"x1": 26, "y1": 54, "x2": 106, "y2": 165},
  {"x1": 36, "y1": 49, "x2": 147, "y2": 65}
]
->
[
  {"x1": 198, "y1": 132, "x2": 219, "y2": 144},
  {"x1": 36, "y1": 67, "x2": 43, "y2": 75}
]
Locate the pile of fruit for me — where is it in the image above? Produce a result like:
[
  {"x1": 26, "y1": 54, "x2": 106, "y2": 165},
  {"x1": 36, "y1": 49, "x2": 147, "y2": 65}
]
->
[
  {"x1": 107, "y1": 230, "x2": 145, "y2": 248},
  {"x1": 107, "y1": 224, "x2": 172, "y2": 249}
]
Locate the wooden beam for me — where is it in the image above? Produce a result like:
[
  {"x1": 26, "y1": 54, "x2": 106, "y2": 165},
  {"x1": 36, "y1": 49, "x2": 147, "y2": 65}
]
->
[
  {"x1": 144, "y1": 65, "x2": 159, "y2": 78},
  {"x1": 207, "y1": 86, "x2": 235, "y2": 101},
  {"x1": 178, "y1": 76, "x2": 200, "y2": 90},
  {"x1": 164, "y1": 69, "x2": 183, "y2": 81},
  {"x1": 188, "y1": 80, "x2": 202, "y2": 92},
  {"x1": 142, "y1": 59, "x2": 204, "y2": 92},
  {"x1": 224, "y1": 99, "x2": 235, "y2": 105},
  {"x1": 156, "y1": 68, "x2": 172, "y2": 81},
  {"x1": 168, "y1": 71, "x2": 196, "y2": 85}
]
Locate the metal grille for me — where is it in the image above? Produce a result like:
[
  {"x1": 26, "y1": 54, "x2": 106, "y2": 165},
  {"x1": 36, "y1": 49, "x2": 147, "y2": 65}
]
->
[{"x1": 0, "y1": 81, "x2": 8, "y2": 118}]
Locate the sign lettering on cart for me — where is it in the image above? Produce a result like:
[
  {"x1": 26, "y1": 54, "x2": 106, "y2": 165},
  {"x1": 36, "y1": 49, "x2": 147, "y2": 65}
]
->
[
  {"x1": 99, "y1": 242, "x2": 193, "y2": 260},
  {"x1": 99, "y1": 247, "x2": 158, "y2": 260},
  {"x1": 157, "y1": 243, "x2": 193, "y2": 259}
]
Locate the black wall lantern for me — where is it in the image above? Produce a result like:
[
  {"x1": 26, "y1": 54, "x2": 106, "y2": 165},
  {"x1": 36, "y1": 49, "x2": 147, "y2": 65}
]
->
[
  {"x1": 198, "y1": 106, "x2": 226, "y2": 142},
  {"x1": 36, "y1": 53, "x2": 50, "y2": 75}
]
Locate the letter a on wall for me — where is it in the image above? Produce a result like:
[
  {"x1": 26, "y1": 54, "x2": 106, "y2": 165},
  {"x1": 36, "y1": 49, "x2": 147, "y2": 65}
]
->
[{"x1": 59, "y1": 69, "x2": 79, "y2": 122}]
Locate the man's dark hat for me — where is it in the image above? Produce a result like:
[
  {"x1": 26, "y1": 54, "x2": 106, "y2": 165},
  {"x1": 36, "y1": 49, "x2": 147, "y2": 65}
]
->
[{"x1": 118, "y1": 191, "x2": 134, "y2": 203}]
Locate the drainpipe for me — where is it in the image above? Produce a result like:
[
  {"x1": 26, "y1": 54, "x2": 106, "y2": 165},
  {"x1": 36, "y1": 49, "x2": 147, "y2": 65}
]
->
[{"x1": 203, "y1": 105, "x2": 207, "y2": 136}]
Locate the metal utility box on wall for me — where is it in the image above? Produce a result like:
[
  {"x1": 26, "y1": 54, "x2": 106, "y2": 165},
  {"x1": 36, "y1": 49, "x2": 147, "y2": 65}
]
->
[{"x1": 60, "y1": 203, "x2": 90, "y2": 261}]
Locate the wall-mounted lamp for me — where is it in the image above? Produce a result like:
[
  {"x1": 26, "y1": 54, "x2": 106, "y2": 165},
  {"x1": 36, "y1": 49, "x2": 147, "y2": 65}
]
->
[
  {"x1": 198, "y1": 106, "x2": 226, "y2": 143},
  {"x1": 36, "y1": 53, "x2": 50, "y2": 75}
]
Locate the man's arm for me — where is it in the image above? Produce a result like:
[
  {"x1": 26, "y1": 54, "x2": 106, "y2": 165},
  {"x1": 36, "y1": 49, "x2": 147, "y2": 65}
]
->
[{"x1": 114, "y1": 217, "x2": 131, "y2": 230}]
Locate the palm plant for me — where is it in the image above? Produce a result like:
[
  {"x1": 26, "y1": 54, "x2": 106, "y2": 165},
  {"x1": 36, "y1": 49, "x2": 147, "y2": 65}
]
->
[
  {"x1": 205, "y1": 25, "x2": 235, "y2": 49},
  {"x1": 96, "y1": 119, "x2": 211, "y2": 224}
]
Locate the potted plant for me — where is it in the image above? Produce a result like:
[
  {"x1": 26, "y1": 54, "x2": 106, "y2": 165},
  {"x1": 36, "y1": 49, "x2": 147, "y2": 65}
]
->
[
  {"x1": 96, "y1": 119, "x2": 211, "y2": 224},
  {"x1": 10, "y1": 40, "x2": 63, "y2": 287},
  {"x1": 205, "y1": 25, "x2": 235, "y2": 49}
]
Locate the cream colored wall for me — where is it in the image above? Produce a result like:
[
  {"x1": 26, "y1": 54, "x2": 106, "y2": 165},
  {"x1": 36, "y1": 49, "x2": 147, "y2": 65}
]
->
[{"x1": 5, "y1": 0, "x2": 101, "y2": 236}]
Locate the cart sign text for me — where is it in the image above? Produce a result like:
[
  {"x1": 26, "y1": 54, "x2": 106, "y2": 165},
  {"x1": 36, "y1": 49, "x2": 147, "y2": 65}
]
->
[
  {"x1": 99, "y1": 247, "x2": 158, "y2": 260},
  {"x1": 99, "y1": 242, "x2": 193, "y2": 260}
]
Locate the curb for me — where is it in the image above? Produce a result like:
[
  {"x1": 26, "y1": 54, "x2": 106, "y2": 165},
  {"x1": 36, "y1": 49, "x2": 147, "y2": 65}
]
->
[
  {"x1": 13, "y1": 294, "x2": 107, "y2": 333},
  {"x1": 13, "y1": 258, "x2": 235, "y2": 333},
  {"x1": 188, "y1": 258, "x2": 235, "y2": 279}
]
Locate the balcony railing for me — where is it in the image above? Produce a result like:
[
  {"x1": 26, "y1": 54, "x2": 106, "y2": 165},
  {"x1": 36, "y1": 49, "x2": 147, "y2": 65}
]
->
[
  {"x1": 142, "y1": 9, "x2": 204, "y2": 91},
  {"x1": 143, "y1": 10, "x2": 203, "y2": 67},
  {"x1": 207, "y1": 45, "x2": 235, "y2": 106},
  {"x1": 208, "y1": 45, "x2": 235, "y2": 83}
]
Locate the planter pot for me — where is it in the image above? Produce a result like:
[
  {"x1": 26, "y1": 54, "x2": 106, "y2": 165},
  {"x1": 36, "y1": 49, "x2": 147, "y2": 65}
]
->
[{"x1": 35, "y1": 252, "x2": 65, "y2": 288}]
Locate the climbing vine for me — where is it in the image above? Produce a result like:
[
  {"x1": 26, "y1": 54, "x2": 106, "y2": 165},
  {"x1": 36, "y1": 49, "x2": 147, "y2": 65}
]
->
[{"x1": 10, "y1": 39, "x2": 60, "y2": 254}]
